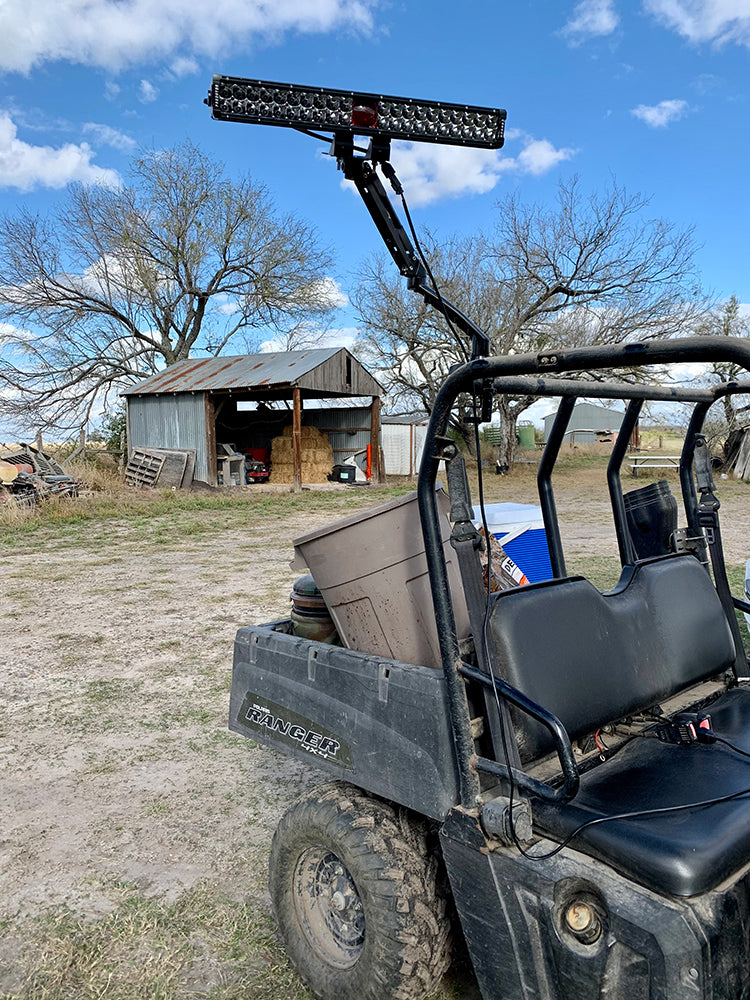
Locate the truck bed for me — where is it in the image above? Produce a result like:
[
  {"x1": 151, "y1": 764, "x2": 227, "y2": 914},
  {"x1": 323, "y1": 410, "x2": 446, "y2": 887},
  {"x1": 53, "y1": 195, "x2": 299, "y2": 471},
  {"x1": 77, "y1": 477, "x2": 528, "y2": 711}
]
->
[{"x1": 230, "y1": 621, "x2": 460, "y2": 819}]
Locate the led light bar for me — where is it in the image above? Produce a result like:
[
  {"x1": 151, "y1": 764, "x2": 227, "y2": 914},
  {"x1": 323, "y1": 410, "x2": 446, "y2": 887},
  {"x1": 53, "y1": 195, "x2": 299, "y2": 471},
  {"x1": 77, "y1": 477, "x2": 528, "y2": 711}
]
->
[{"x1": 206, "y1": 76, "x2": 506, "y2": 149}]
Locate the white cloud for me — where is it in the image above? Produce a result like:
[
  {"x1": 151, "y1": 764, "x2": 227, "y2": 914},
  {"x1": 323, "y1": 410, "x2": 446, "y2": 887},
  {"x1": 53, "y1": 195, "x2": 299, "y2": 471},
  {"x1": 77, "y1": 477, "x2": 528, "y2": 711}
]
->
[
  {"x1": 168, "y1": 56, "x2": 200, "y2": 77},
  {"x1": 384, "y1": 135, "x2": 577, "y2": 206},
  {"x1": 138, "y1": 79, "x2": 158, "y2": 103},
  {"x1": 313, "y1": 277, "x2": 349, "y2": 310},
  {"x1": 515, "y1": 139, "x2": 577, "y2": 175},
  {"x1": 631, "y1": 98, "x2": 690, "y2": 127},
  {"x1": 0, "y1": 113, "x2": 120, "y2": 191},
  {"x1": 644, "y1": 0, "x2": 750, "y2": 48},
  {"x1": 389, "y1": 144, "x2": 504, "y2": 206},
  {"x1": 0, "y1": 0, "x2": 376, "y2": 73},
  {"x1": 82, "y1": 122, "x2": 136, "y2": 151},
  {"x1": 561, "y1": 0, "x2": 620, "y2": 43}
]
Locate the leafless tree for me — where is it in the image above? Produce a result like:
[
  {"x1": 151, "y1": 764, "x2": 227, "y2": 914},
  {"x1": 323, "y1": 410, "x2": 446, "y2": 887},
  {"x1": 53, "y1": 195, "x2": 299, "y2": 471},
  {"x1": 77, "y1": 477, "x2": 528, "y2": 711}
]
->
[
  {"x1": 0, "y1": 142, "x2": 334, "y2": 435},
  {"x1": 354, "y1": 177, "x2": 706, "y2": 466},
  {"x1": 682, "y1": 296, "x2": 750, "y2": 454}
]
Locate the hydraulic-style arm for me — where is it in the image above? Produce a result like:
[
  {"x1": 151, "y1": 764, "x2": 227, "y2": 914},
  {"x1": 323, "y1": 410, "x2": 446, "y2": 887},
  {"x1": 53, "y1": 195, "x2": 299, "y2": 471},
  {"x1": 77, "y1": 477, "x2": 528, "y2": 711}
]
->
[{"x1": 336, "y1": 146, "x2": 491, "y2": 359}]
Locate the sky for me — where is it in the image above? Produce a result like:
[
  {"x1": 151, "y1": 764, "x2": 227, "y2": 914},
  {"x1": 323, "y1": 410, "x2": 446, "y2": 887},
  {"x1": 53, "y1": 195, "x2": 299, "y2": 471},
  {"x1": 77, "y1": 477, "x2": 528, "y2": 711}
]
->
[{"x1": 0, "y1": 0, "x2": 748, "y2": 433}]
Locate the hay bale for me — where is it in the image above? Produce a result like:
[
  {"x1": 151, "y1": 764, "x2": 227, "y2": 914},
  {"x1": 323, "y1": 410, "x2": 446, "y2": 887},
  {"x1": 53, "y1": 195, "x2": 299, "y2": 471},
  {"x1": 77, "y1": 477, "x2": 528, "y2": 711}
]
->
[
  {"x1": 269, "y1": 424, "x2": 334, "y2": 483},
  {"x1": 280, "y1": 424, "x2": 320, "y2": 440}
]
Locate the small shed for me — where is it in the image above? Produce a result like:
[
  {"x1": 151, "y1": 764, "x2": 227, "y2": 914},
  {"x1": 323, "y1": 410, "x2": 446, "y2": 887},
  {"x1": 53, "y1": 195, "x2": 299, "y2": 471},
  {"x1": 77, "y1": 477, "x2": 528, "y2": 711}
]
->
[
  {"x1": 381, "y1": 412, "x2": 430, "y2": 476},
  {"x1": 543, "y1": 400, "x2": 625, "y2": 445},
  {"x1": 123, "y1": 348, "x2": 384, "y2": 488}
]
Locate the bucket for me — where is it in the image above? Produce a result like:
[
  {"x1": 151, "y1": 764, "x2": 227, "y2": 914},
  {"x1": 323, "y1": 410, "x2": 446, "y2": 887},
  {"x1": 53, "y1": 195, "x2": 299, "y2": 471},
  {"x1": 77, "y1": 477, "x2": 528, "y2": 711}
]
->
[
  {"x1": 290, "y1": 489, "x2": 470, "y2": 668},
  {"x1": 290, "y1": 575, "x2": 339, "y2": 644},
  {"x1": 517, "y1": 425, "x2": 536, "y2": 449},
  {"x1": 623, "y1": 480, "x2": 678, "y2": 559}
]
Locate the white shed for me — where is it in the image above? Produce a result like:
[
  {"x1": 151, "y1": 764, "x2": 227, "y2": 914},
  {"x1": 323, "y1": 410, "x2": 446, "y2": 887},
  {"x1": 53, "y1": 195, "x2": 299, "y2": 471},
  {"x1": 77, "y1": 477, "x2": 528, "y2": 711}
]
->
[{"x1": 381, "y1": 412, "x2": 430, "y2": 476}]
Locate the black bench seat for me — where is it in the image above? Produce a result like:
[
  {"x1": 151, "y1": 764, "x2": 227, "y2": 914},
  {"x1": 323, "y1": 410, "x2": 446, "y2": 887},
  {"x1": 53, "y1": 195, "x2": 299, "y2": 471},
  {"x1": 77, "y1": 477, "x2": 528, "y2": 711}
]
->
[
  {"x1": 533, "y1": 688, "x2": 750, "y2": 896},
  {"x1": 487, "y1": 553, "x2": 750, "y2": 897}
]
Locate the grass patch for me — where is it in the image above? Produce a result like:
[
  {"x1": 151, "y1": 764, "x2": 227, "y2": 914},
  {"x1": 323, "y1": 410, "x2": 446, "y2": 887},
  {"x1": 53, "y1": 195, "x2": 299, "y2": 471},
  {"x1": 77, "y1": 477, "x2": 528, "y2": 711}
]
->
[
  {"x1": 0, "y1": 882, "x2": 314, "y2": 1000},
  {"x1": 0, "y1": 483, "x2": 415, "y2": 553},
  {"x1": 727, "y1": 562, "x2": 750, "y2": 650},
  {"x1": 566, "y1": 555, "x2": 624, "y2": 592}
]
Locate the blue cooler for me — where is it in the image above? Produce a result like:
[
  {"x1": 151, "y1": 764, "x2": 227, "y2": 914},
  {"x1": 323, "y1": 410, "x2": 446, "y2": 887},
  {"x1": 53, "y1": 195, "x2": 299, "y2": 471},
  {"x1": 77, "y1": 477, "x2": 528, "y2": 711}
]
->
[{"x1": 472, "y1": 502, "x2": 553, "y2": 583}]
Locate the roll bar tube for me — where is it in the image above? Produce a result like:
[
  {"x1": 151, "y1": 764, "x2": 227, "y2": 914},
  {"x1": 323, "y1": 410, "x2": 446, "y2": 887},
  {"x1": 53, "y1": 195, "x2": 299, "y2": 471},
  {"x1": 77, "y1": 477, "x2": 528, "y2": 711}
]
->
[{"x1": 418, "y1": 337, "x2": 750, "y2": 810}]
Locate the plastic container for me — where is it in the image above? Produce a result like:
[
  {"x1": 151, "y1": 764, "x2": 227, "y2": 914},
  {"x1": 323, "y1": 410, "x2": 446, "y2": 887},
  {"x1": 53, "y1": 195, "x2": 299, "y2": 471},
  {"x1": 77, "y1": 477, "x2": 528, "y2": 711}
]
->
[
  {"x1": 290, "y1": 574, "x2": 339, "y2": 644},
  {"x1": 517, "y1": 424, "x2": 536, "y2": 449},
  {"x1": 472, "y1": 502, "x2": 553, "y2": 583},
  {"x1": 623, "y1": 480, "x2": 678, "y2": 559},
  {"x1": 290, "y1": 489, "x2": 470, "y2": 668}
]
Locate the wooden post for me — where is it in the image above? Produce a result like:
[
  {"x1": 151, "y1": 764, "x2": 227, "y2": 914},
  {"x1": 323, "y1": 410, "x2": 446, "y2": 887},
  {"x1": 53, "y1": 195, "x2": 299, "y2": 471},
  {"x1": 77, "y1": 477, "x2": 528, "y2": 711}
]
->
[
  {"x1": 205, "y1": 394, "x2": 218, "y2": 485},
  {"x1": 35, "y1": 430, "x2": 43, "y2": 452},
  {"x1": 370, "y1": 395, "x2": 382, "y2": 483},
  {"x1": 293, "y1": 387, "x2": 302, "y2": 493}
]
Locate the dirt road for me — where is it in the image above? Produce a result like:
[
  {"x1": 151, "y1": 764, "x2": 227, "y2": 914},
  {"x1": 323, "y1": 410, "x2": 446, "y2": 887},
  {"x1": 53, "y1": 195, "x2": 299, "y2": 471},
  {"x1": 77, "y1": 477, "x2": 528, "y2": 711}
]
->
[{"x1": 1, "y1": 480, "x2": 747, "y2": 998}]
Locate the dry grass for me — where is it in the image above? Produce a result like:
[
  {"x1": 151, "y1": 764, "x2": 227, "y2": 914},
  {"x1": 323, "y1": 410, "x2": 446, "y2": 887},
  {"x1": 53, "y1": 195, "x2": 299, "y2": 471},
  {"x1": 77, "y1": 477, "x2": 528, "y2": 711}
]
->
[
  {"x1": 1, "y1": 456, "x2": 747, "y2": 1000},
  {"x1": 3, "y1": 882, "x2": 313, "y2": 1000}
]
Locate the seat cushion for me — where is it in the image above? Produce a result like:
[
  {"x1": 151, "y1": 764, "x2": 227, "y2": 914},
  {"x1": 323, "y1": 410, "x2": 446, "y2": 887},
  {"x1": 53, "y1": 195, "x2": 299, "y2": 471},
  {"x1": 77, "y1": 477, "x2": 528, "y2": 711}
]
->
[
  {"x1": 533, "y1": 687, "x2": 750, "y2": 896},
  {"x1": 489, "y1": 554, "x2": 736, "y2": 760}
]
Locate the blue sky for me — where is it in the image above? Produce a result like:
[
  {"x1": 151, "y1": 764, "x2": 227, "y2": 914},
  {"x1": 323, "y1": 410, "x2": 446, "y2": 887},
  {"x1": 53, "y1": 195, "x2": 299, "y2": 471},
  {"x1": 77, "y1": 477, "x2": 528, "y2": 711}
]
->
[{"x1": 0, "y1": 0, "x2": 748, "y2": 432}]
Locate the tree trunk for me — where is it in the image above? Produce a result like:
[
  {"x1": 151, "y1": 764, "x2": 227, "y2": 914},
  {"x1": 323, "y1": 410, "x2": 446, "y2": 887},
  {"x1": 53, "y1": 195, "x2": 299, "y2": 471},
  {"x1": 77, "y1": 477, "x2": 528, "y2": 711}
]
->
[{"x1": 495, "y1": 400, "x2": 517, "y2": 474}]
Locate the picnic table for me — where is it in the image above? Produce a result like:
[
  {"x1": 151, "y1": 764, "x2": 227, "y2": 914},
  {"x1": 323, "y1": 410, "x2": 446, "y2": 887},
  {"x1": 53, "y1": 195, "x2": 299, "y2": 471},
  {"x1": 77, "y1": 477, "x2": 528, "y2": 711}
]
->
[{"x1": 628, "y1": 454, "x2": 682, "y2": 478}]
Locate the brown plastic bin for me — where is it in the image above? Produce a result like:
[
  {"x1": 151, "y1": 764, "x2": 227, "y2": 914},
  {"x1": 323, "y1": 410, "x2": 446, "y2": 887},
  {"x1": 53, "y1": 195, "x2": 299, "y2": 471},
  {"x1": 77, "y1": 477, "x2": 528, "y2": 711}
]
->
[{"x1": 290, "y1": 489, "x2": 470, "y2": 668}]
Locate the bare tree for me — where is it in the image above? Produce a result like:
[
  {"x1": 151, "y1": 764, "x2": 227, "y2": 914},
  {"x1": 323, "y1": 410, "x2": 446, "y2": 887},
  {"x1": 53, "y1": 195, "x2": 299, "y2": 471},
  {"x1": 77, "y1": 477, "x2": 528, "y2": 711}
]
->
[
  {"x1": 699, "y1": 297, "x2": 750, "y2": 430},
  {"x1": 0, "y1": 142, "x2": 334, "y2": 435},
  {"x1": 698, "y1": 295, "x2": 750, "y2": 444},
  {"x1": 354, "y1": 177, "x2": 706, "y2": 467}
]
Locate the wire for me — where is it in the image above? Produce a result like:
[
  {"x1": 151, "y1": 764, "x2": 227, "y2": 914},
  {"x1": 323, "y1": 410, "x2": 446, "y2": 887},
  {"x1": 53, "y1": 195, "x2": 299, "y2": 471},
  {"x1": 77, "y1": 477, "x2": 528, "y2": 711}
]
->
[
  {"x1": 524, "y1": 781, "x2": 750, "y2": 862},
  {"x1": 470, "y1": 390, "x2": 531, "y2": 857},
  {"x1": 396, "y1": 184, "x2": 469, "y2": 361},
  {"x1": 294, "y1": 127, "x2": 371, "y2": 155},
  {"x1": 709, "y1": 734, "x2": 750, "y2": 759}
]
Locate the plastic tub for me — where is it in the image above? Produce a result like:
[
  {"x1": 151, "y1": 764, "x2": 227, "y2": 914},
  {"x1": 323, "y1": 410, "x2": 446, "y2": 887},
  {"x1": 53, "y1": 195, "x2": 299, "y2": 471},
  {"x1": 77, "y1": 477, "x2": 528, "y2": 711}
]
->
[
  {"x1": 291, "y1": 489, "x2": 470, "y2": 668},
  {"x1": 472, "y1": 502, "x2": 552, "y2": 583}
]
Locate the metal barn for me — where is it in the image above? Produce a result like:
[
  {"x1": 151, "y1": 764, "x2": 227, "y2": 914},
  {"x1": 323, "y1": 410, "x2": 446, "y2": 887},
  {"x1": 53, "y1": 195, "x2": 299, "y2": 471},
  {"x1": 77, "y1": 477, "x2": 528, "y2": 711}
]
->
[
  {"x1": 123, "y1": 348, "x2": 384, "y2": 488},
  {"x1": 542, "y1": 400, "x2": 625, "y2": 445}
]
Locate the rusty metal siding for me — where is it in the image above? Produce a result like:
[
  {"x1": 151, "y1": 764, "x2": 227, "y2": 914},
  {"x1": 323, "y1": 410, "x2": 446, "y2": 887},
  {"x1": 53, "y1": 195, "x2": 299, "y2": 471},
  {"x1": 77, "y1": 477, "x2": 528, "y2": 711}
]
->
[
  {"x1": 127, "y1": 393, "x2": 209, "y2": 481},
  {"x1": 122, "y1": 348, "x2": 383, "y2": 397}
]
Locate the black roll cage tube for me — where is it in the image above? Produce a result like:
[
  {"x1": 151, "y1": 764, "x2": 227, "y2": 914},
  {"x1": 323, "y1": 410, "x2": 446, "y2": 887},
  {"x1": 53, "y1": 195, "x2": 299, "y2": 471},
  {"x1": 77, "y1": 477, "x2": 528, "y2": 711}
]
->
[
  {"x1": 332, "y1": 139, "x2": 750, "y2": 810},
  {"x1": 417, "y1": 341, "x2": 750, "y2": 810}
]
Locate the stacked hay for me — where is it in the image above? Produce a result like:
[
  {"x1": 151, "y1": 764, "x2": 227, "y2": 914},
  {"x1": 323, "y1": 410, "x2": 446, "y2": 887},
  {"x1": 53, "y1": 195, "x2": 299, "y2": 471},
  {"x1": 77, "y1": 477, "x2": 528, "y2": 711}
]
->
[{"x1": 269, "y1": 425, "x2": 334, "y2": 484}]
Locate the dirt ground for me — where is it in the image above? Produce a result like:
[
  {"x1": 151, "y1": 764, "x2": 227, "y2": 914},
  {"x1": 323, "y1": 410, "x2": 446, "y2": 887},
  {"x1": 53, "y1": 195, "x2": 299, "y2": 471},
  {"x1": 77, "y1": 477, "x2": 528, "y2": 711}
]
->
[{"x1": 1, "y1": 474, "x2": 748, "y2": 998}]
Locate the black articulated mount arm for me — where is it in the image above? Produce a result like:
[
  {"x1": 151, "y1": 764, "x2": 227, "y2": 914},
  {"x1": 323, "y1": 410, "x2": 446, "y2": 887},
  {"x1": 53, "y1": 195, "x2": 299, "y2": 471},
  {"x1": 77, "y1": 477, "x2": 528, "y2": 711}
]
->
[
  {"x1": 336, "y1": 143, "x2": 492, "y2": 359},
  {"x1": 205, "y1": 74, "x2": 507, "y2": 360}
]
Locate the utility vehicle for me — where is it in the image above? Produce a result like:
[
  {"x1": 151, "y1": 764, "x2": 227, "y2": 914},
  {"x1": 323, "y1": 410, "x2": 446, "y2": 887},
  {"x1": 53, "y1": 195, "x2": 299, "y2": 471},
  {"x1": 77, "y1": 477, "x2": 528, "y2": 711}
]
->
[{"x1": 207, "y1": 77, "x2": 750, "y2": 1000}]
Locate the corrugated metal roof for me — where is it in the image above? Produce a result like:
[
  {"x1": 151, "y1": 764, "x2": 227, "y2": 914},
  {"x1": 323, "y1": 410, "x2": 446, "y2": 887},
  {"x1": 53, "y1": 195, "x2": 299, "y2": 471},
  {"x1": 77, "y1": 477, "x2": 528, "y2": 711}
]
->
[
  {"x1": 381, "y1": 411, "x2": 430, "y2": 425},
  {"x1": 123, "y1": 348, "x2": 352, "y2": 395}
]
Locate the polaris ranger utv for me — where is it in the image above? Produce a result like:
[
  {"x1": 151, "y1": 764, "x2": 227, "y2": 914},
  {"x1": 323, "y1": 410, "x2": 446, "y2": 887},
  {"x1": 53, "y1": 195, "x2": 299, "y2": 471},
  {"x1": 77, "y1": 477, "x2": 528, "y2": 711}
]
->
[{"x1": 207, "y1": 77, "x2": 750, "y2": 1000}]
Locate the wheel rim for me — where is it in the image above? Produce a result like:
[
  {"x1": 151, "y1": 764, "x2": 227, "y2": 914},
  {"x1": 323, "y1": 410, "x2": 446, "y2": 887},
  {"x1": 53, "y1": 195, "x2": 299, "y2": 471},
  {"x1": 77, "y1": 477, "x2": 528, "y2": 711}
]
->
[{"x1": 293, "y1": 846, "x2": 366, "y2": 969}]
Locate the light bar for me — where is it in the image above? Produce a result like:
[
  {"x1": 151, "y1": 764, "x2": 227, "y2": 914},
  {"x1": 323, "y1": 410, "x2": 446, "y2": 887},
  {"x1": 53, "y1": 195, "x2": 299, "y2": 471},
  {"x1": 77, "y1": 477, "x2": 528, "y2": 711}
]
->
[{"x1": 206, "y1": 76, "x2": 506, "y2": 149}]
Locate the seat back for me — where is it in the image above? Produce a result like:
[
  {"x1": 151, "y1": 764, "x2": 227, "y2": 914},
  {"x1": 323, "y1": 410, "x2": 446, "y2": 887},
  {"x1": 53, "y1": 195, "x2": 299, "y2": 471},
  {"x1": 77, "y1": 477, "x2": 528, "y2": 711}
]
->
[{"x1": 488, "y1": 554, "x2": 736, "y2": 760}]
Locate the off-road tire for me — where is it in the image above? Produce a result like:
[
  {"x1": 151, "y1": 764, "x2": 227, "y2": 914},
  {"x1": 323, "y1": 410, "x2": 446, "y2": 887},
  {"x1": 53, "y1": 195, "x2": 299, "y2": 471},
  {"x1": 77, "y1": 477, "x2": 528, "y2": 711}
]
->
[{"x1": 268, "y1": 781, "x2": 452, "y2": 1000}]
